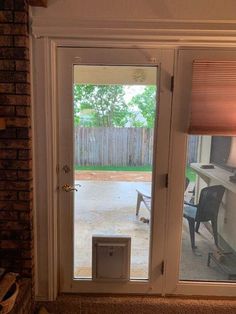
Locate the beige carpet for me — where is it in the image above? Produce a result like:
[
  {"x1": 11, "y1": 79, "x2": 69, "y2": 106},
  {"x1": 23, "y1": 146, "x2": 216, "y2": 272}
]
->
[{"x1": 37, "y1": 295, "x2": 236, "y2": 314}]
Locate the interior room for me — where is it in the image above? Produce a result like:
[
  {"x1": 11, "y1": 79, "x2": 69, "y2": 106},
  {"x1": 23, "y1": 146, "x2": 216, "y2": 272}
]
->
[{"x1": 1, "y1": 0, "x2": 236, "y2": 313}]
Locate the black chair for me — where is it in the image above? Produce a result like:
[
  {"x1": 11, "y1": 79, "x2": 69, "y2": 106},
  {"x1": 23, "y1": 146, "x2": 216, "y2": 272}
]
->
[{"x1": 183, "y1": 185, "x2": 225, "y2": 250}]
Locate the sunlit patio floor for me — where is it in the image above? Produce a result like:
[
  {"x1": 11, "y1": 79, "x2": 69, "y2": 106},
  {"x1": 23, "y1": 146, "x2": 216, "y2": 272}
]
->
[{"x1": 74, "y1": 179, "x2": 229, "y2": 282}]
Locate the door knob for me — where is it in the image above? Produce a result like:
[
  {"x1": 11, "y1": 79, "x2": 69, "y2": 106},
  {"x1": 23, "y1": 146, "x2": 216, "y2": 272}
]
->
[{"x1": 62, "y1": 184, "x2": 78, "y2": 192}]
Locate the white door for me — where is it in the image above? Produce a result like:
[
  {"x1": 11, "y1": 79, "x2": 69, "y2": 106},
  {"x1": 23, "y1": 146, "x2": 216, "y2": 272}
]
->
[{"x1": 57, "y1": 47, "x2": 174, "y2": 293}]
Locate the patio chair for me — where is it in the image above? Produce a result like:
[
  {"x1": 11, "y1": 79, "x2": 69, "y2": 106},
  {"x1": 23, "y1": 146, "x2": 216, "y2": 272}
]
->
[
  {"x1": 136, "y1": 177, "x2": 192, "y2": 216},
  {"x1": 183, "y1": 185, "x2": 225, "y2": 250},
  {"x1": 136, "y1": 190, "x2": 151, "y2": 216}
]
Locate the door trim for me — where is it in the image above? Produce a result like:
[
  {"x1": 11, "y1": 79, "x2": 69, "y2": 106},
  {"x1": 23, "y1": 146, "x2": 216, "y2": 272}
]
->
[{"x1": 33, "y1": 37, "x2": 174, "y2": 300}]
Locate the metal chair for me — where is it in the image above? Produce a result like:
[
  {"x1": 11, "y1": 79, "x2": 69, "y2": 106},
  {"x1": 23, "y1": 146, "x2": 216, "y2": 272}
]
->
[
  {"x1": 136, "y1": 190, "x2": 151, "y2": 216},
  {"x1": 136, "y1": 177, "x2": 192, "y2": 216},
  {"x1": 183, "y1": 185, "x2": 225, "y2": 250}
]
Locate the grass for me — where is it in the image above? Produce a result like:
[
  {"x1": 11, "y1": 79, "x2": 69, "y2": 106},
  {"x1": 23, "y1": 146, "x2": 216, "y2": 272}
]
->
[
  {"x1": 186, "y1": 166, "x2": 196, "y2": 182},
  {"x1": 75, "y1": 165, "x2": 196, "y2": 181},
  {"x1": 75, "y1": 165, "x2": 152, "y2": 172}
]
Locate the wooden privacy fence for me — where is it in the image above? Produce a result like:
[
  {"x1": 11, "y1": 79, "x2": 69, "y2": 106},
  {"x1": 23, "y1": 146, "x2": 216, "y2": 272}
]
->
[
  {"x1": 74, "y1": 127, "x2": 153, "y2": 166},
  {"x1": 74, "y1": 127, "x2": 198, "y2": 166}
]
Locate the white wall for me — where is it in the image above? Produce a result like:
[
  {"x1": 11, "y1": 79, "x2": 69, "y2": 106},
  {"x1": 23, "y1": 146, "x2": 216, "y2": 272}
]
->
[
  {"x1": 31, "y1": 0, "x2": 236, "y2": 20},
  {"x1": 30, "y1": 0, "x2": 236, "y2": 42}
]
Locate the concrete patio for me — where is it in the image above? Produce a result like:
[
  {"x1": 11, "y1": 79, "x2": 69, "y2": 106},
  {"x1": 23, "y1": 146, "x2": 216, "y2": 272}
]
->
[{"x1": 73, "y1": 175, "x2": 230, "y2": 282}]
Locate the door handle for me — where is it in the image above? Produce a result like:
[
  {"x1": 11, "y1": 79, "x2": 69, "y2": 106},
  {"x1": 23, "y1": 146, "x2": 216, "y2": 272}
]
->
[{"x1": 62, "y1": 184, "x2": 78, "y2": 192}]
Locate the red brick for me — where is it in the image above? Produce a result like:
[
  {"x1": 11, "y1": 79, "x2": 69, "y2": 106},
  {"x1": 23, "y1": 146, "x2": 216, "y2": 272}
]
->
[
  {"x1": 0, "y1": 11, "x2": 13, "y2": 22},
  {"x1": 0, "y1": 106, "x2": 15, "y2": 117},
  {"x1": 18, "y1": 191, "x2": 31, "y2": 200},
  {"x1": 0, "y1": 36, "x2": 13, "y2": 47},
  {"x1": 14, "y1": 11, "x2": 27, "y2": 23},
  {"x1": 0, "y1": 211, "x2": 18, "y2": 220},
  {"x1": 17, "y1": 170, "x2": 32, "y2": 180},
  {"x1": 0, "y1": 190, "x2": 17, "y2": 200},
  {"x1": 19, "y1": 211, "x2": 32, "y2": 221},
  {"x1": 0, "y1": 47, "x2": 29, "y2": 59},
  {"x1": 0, "y1": 201, "x2": 30, "y2": 211},
  {"x1": 0, "y1": 1, "x2": 14, "y2": 10},
  {"x1": 18, "y1": 149, "x2": 31, "y2": 159},
  {"x1": 0, "y1": 0, "x2": 32, "y2": 278},
  {"x1": 0, "y1": 230, "x2": 31, "y2": 241},
  {"x1": 0, "y1": 149, "x2": 17, "y2": 159},
  {"x1": 0, "y1": 94, "x2": 30, "y2": 105},
  {"x1": 17, "y1": 127, "x2": 30, "y2": 138},
  {"x1": 0, "y1": 240, "x2": 30, "y2": 249},
  {"x1": 13, "y1": 201, "x2": 30, "y2": 210},
  {"x1": 16, "y1": 82, "x2": 30, "y2": 94},
  {"x1": 0, "y1": 169, "x2": 17, "y2": 180},
  {"x1": 0, "y1": 83, "x2": 15, "y2": 93},
  {"x1": 0, "y1": 60, "x2": 15, "y2": 70},
  {"x1": 21, "y1": 249, "x2": 32, "y2": 259},
  {"x1": 0, "y1": 71, "x2": 28, "y2": 82},
  {"x1": 15, "y1": 59, "x2": 29, "y2": 71},
  {"x1": 0, "y1": 230, "x2": 17, "y2": 240},
  {"x1": 0, "y1": 159, "x2": 30, "y2": 170},
  {"x1": 0, "y1": 139, "x2": 30, "y2": 149},
  {"x1": 14, "y1": 35, "x2": 29, "y2": 47},
  {"x1": 0, "y1": 249, "x2": 21, "y2": 260},
  {"x1": 0, "y1": 105, "x2": 15, "y2": 116},
  {"x1": 0, "y1": 127, "x2": 16, "y2": 138},
  {"x1": 21, "y1": 268, "x2": 32, "y2": 277},
  {"x1": 0, "y1": 258, "x2": 22, "y2": 269},
  {"x1": 0, "y1": 220, "x2": 30, "y2": 230},
  {"x1": 6, "y1": 117, "x2": 30, "y2": 127},
  {"x1": 14, "y1": 0, "x2": 28, "y2": 11},
  {"x1": 0, "y1": 23, "x2": 27, "y2": 35},
  {"x1": 0, "y1": 181, "x2": 30, "y2": 190},
  {"x1": 16, "y1": 106, "x2": 30, "y2": 117},
  {"x1": 21, "y1": 259, "x2": 32, "y2": 268},
  {"x1": 21, "y1": 231, "x2": 33, "y2": 242}
]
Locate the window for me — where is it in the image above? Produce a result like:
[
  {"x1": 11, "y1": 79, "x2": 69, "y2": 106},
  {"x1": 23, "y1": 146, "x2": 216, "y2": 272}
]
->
[{"x1": 165, "y1": 49, "x2": 236, "y2": 297}]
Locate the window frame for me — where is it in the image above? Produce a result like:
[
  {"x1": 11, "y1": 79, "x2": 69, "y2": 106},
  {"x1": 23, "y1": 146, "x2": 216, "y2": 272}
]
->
[{"x1": 165, "y1": 48, "x2": 236, "y2": 296}]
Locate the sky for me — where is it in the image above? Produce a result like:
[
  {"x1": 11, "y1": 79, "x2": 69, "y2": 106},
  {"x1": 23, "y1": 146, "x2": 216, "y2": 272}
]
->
[{"x1": 123, "y1": 85, "x2": 145, "y2": 103}]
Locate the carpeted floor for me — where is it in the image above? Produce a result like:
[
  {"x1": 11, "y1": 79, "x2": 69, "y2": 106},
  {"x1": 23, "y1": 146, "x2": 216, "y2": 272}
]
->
[{"x1": 37, "y1": 295, "x2": 236, "y2": 314}]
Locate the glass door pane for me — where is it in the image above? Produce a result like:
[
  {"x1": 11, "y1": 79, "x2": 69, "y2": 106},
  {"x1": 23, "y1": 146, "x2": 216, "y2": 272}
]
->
[
  {"x1": 73, "y1": 65, "x2": 157, "y2": 280},
  {"x1": 179, "y1": 135, "x2": 236, "y2": 282}
]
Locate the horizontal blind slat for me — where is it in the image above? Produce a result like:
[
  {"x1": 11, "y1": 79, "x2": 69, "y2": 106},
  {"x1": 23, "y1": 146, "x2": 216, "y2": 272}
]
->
[{"x1": 189, "y1": 60, "x2": 236, "y2": 135}]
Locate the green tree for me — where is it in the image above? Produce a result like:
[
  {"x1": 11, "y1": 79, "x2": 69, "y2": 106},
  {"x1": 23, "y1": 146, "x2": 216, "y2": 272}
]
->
[
  {"x1": 128, "y1": 86, "x2": 156, "y2": 128},
  {"x1": 74, "y1": 85, "x2": 129, "y2": 127}
]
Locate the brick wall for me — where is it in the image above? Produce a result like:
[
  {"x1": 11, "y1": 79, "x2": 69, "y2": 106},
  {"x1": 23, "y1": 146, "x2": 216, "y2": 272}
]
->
[{"x1": 0, "y1": 0, "x2": 33, "y2": 280}]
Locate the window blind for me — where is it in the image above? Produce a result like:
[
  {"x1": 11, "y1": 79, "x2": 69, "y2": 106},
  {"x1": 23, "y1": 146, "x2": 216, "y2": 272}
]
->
[{"x1": 189, "y1": 60, "x2": 236, "y2": 135}]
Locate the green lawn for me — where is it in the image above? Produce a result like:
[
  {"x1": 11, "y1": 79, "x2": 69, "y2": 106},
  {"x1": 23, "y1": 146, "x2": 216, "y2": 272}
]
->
[
  {"x1": 74, "y1": 165, "x2": 196, "y2": 182},
  {"x1": 74, "y1": 165, "x2": 152, "y2": 172},
  {"x1": 186, "y1": 166, "x2": 196, "y2": 182}
]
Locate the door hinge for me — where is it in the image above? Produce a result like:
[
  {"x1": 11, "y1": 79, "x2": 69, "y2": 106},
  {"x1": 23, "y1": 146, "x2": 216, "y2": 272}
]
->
[
  {"x1": 161, "y1": 260, "x2": 165, "y2": 275},
  {"x1": 170, "y1": 75, "x2": 174, "y2": 92},
  {"x1": 56, "y1": 164, "x2": 60, "y2": 174},
  {"x1": 165, "y1": 174, "x2": 169, "y2": 188}
]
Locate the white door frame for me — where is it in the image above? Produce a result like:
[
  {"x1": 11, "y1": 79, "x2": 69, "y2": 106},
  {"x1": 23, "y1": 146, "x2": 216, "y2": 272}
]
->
[
  {"x1": 33, "y1": 37, "x2": 175, "y2": 300},
  {"x1": 165, "y1": 47, "x2": 236, "y2": 297},
  {"x1": 57, "y1": 46, "x2": 174, "y2": 293}
]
